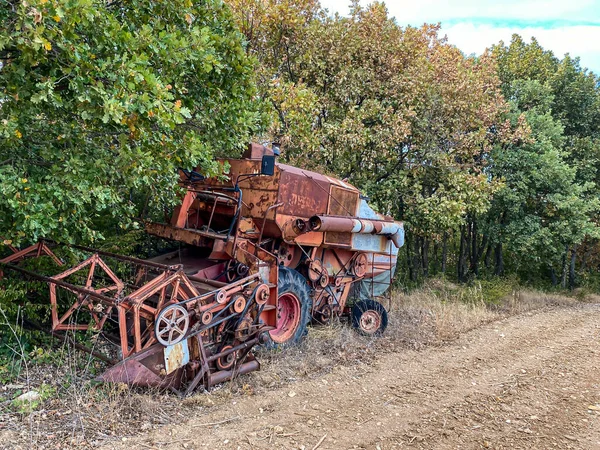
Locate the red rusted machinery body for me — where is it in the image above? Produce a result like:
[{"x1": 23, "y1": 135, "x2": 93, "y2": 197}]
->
[
  {"x1": 146, "y1": 143, "x2": 404, "y2": 339},
  {"x1": 0, "y1": 143, "x2": 404, "y2": 394}
]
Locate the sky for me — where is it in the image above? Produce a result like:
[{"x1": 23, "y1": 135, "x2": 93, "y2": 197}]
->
[{"x1": 319, "y1": 0, "x2": 600, "y2": 75}]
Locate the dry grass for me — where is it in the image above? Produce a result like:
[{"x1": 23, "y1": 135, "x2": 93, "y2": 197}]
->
[
  {"x1": 244, "y1": 280, "x2": 585, "y2": 394},
  {"x1": 0, "y1": 280, "x2": 593, "y2": 449}
]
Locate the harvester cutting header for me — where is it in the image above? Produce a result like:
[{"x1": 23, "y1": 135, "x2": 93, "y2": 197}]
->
[{"x1": 1, "y1": 143, "x2": 404, "y2": 395}]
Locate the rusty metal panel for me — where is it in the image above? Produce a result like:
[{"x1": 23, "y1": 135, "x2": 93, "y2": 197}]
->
[
  {"x1": 242, "y1": 189, "x2": 280, "y2": 219},
  {"x1": 324, "y1": 184, "x2": 359, "y2": 247},
  {"x1": 164, "y1": 339, "x2": 190, "y2": 374},
  {"x1": 323, "y1": 231, "x2": 352, "y2": 247},
  {"x1": 278, "y1": 167, "x2": 330, "y2": 218},
  {"x1": 351, "y1": 234, "x2": 398, "y2": 255},
  {"x1": 203, "y1": 160, "x2": 282, "y2": 223},
  {"x1": 242, "y1": 143, "x2": 274, "y2": 159},
  {"x1": 327, "y1": 185, "x2": 359, "y2": 216}
]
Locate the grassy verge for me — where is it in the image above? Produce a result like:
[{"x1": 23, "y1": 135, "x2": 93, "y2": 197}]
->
[{"x1": 242, "y1": 279, "x2": 590, "y2": 395}]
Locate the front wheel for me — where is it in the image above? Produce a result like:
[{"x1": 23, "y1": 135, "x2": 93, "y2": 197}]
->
[
  {"x1": 268, "y1": 267, "x2": 312, "y2": 346},
  {"x1": 351, "y1": 299, "x2": 388, "y2": 336}
]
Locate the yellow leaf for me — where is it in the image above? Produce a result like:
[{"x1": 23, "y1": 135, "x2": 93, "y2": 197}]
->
[
  {"x1": 3, "y1": 240, "x2": 12, "y2": 246},
  {"x1": 185, "y1": 13, "x2": 193, "y2": 25},
  {"x1": 174, "y1": 99, "x2": 182, "y2": 109},
  {"x1": 15, "y1": 130, "x2": 22, "y2": 139},
  {"x1": 21, "y1": 178, "x2": 28, "y2": 183},
  {"x1": 53, "y1": 15, "x2": 61, "y2": 22},
  {"x1": 44, "y1": 41, "x2": 52, "y2": 51}
]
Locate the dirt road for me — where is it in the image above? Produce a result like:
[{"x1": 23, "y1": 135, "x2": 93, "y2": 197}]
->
[{"x1": 105, "y1": 304, "x2": 600, "y2": 450}]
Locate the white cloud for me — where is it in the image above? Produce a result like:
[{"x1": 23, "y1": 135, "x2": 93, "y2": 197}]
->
[
  {"x1": 321, "y1": 0, "x2": 598, "y2": 23},
  {"x1": 319, "y1": 0, "x2": 600, "y2": 74},
  {"x1": 443, "y1": 23, "x2": 600, "y2": 72}
]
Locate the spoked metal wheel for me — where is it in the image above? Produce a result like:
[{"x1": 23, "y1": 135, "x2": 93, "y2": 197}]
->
[{"x1": 155, "y1": 303, "x2": 190, "y2": 346}]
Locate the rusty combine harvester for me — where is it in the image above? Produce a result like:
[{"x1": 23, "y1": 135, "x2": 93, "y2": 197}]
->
[{"x1": 0, "y1": 143, "x2": 404, "y2": 395}]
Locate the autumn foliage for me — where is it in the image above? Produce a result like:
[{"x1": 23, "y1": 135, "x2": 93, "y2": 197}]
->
[
  {"x1": 0, "y1": 0, "x2": 264, "y2": 244},
  {"x1": 2, "y1": 0, "x2": 600, "y2": 288},
  {"x1": 227, "y1": 0, "x2": 600, "y2": 288}
]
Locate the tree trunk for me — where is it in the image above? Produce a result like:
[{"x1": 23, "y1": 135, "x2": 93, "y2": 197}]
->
[
  {"x1": 550, "y1": 265, "x2": 557, "y2": 286},
  {"x1": 458, "y1": 226, "x2": 468, "y2": 282},
  {"x1": 441, "y1": 232, "x2": 448, "y2": 274},
  {"x1": 412, "y1": 237, "x2": 421, "y2": 281},
  {"x1": 494, "y1": 212, "x2": 505, "y2": 276},
  {"x1": 494, "y1": 243, "x2": 503, "y2": 276},
  {"x1": 569, "y1": 244, "x2": 578, "y2": 290},
  {"x1": 470, "y1": 220, "x2": 478, "y2": 275},
  {"x1": 478, "y1": 234, "x2": 488, "y2": 260},
  {"x1": 432, "y1": 241, "x2": 439, "y2": 275},
  {"x1": 406, "y1": 235, "x2": 414, "y2": 282},
  {"x1": 581, "y1": 240, "x2": 594, "y2": 271},
  {"x1": 484, "y1": 242, "x2": 492, "y2": 269},
  {"x1": 470, "y1": 224, "x2": 485, "y2": 277},
  {"x1": 560, "y1": 245, "x2": 568, "y2": 289},
  {"x1": 466, "y1": 221, "x2": 472, "y2": 270},
  {"x1": 422, "y1": 237, "x2": 430, "y2": 278}
]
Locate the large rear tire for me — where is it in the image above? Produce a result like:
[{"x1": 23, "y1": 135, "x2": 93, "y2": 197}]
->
[{"x1": 268, "y1": 267, "x2": 312, "y2": 346}]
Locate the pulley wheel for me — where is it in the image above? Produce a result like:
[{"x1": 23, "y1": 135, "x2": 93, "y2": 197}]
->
[
  {"x1": 236, "y1": 263, "x2": 249, "y2": 277},
  {"x1": 215, "y1": 289, "x2": 228, "y2": 304},
  {"x1": 155, "y1": 304, "x2": 189, "y2": 346},
  {"x1": 201, "y1": 310, "x2": 213, "y2": 325},
  {"x1": 353, "y1": 253, "x2": 369, "y2": 278},
  {"x1": 226, "y1": 259, "x2": 238, "y2": 282},
  {"x1": 308, "y1": 259, "x2": 324, "y2": 282},
  {"x1": 216, "y1": 345, "x2": 237, "y2": 371},
  {"x1": 318, "y1": 304, "x2": 333, "y2": 325},
  {"x1": 235, "y1": 314, "x2": 254, "y2": 342},
  {"x1": 319, "y1": 272, "x2": 329, "y2": 288},
  {"x1": 232, "y1": 295, "x2": 247, "y2": 314},
  {"x1": 277, "y1": 243, "x2": 302, "y2": 269},
  {"x1": 255, "y1": 283, "x2": 270, "y2": 305}
]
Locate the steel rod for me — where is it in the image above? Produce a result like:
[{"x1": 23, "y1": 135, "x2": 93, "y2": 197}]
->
[
  {"x1": 0, "y1": 263, "x2": 118, "y2": 304},
  {"x1": 187, "y1": 275, "x2": 228, "y2": 287},
  {"x1": 45, "y1": 241, "x2": 182, "y2": 271},
  {"x1": 205, "y1": 335, "x2": 262, "y2": 363}
]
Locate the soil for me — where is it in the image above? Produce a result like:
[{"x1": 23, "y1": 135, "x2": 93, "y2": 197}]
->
[{"x1": 99, "y1": 303, "x2": 600, "y2": 450}]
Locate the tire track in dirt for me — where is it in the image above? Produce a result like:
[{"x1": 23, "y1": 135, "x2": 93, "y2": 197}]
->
[
  {"x1": 103, "y1": 304, "x2": 600, "y2": 450},
  {"x1": 376, "y1": 307, "x2": 600, "y2": 449}
]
